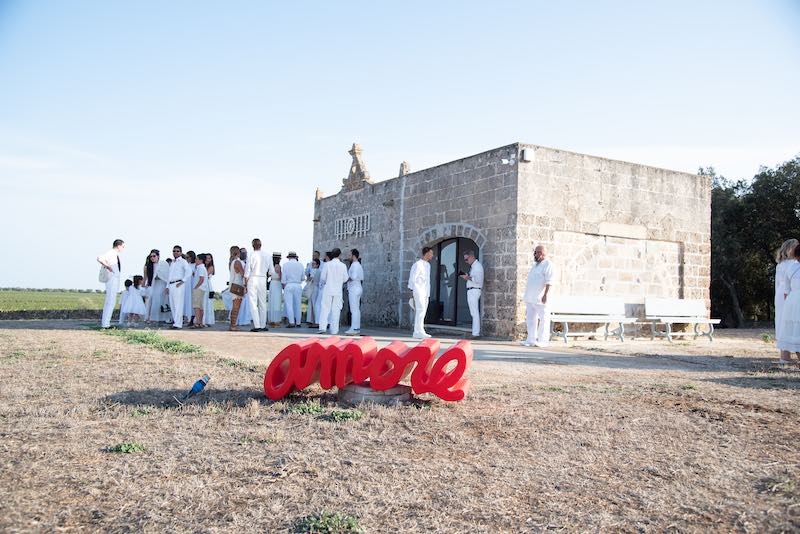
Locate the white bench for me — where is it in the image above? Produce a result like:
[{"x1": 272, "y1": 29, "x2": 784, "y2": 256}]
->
[
  {"x1": 645, "y1": 298, "x2": 721, "y2": 342},
  {"x1": 549, "y1": 296, "x2": 637, "y2": 343}
]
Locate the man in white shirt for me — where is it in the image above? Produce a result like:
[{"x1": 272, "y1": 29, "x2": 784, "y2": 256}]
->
[
  {"x1": 317, "y1": 248, "x2": 349, "y2": 335},
  {"x1": 282, "y1": 251, "x2": 305, "y2": 328},
  {"x1": 96, "y1": 238, "x2": 125, "y2": 329},
  {"x1": 164, "y1": 245, "x2": 193, "y2": 329},
  {"x1": 460, "y1": 250, "x2": 484, "y2": 339},
  {"x1": 408, "y1": 246, "x2": 433, "y2": 339},
  {"x1": 245, "y1": 238, "x2": 275, "y2": 332},
  {"x1": 345, "y1": 249, "x2": 364, "y2": 335},
  {"x1": 522, "y1": 245, "x2": 555, "y2": 347}
]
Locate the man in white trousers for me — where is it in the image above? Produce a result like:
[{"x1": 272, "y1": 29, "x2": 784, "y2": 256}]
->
[
  {"x1": 345, "y1": 249, "x2": 364, "y2": 335},
  {"x1": 460, "y1": 249, "x2": 484, "y2": 339},
  {"x1": 165, "y1": 245, "x2": 192, "y2": 329},
  {"x1": 409, "y1": 246, "x2": 434, "y2": 339},
  {"x1": 96, "y1": 239, "x2": 125, "y2": 329},
  {"x1": 245, "y1": 238, "x2": 274, "y2": 332},
  {"x1": 281, "y1": 251, "x2": 305, "y2": 328},
  {"x1": 522, "y1": 245, "x2": 555, "y2": 347},
  {"x1": 317, "y1": 248, "x2": 349, "y2": 336}
]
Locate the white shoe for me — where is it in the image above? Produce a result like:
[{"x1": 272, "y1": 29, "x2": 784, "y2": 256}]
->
[
  {"x1": 412, "y1": 333, "x2": 424, "y2": 339},
  {"x1": 520, "y1": 341, "x2": 532, "y2": 347},
  {"x1": 316, "y1": 330, "x2": 326, "y2": 335},
  {"x1": 344, "y1": 329, "x2": 359, "y2": 335},
  {"x1": 534, "y1": 342, "x2": 549, "y2": 348},
  {"x1": 422, "y1": 333, "x2": 432, "y2": 339}
]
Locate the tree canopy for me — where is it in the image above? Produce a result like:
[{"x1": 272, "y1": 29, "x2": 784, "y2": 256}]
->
[{"x1": 709, "y1": 155, "x2": 800, "y2": 326}]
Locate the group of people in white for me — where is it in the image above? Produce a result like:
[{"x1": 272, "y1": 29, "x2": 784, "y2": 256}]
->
[
  {"x1": 97, "y1": 238, "x2": 552, "y2": 342},
  {"x1": 97, "y1": 241, "x2": 221, "y2": 329},
  {"x1": 95, "y1": 239, "x2": 366, "y2": 335},
  {"x1": 775, "y1": 238, "x2": 800, "y2": 365}
]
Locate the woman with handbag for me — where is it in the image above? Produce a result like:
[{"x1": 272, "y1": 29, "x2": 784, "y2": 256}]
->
[{"x1": 228, "y1": 245, "x2": 247, "y2": 331}]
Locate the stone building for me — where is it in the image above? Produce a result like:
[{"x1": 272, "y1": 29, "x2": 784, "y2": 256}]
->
[{"x1": 312, "y1": 142, "x2": 711, "y2": 338}]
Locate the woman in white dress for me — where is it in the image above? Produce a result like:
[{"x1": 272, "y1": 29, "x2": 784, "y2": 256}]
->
[
  {"x1": 144, "y1": 249, "x2": 169, "y2": 324},
  {"x1": 268, "y1": 252, "x2": 283, "y2": 326},
  {"x1": 305, "y1": 258, "x2": 320, "y2": 326},
  {"x1": 203, "y1": 253, "x2": 216, "y2": 326},
  {"x1": 776, "y1": 239, "x2": 800, "y2": 364}
]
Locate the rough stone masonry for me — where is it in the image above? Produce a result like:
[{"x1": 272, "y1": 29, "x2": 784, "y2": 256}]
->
[{"x1": 313, "y1": 142, "x2": 710, "y2": 339}]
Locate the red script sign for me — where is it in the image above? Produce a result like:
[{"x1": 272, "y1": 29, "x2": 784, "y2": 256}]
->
[{"x1": 263, "y1": 336, "x2": 472, "y2": 401}]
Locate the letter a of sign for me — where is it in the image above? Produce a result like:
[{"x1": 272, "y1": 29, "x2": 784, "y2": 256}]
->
[{"x1": 263, "y1": 337, "x2": 472, "y2": 402}]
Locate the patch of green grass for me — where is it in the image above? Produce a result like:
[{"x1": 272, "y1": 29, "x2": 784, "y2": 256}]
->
[
  {"x1": 761, "y1": 333, "x2": 774, "y2": 344},
  {"x1": 680, "y1": 383, "x2": 697, "y2": 390},
  {"x1": 540, "y1": 386, "x2": 564, "y2": 392},
  {"x1": 131, "y1": 408, "x2": 151, "y2": 418},
  {"x1": 1, "y1": 350, "x2": 26, "y2": 363},
  {"x1": 324, "y1": 409, "x2": 364, "y2": 422},
  {"x1": 107, "y1": 442, "x2": 146, "y2": 453},
  {"x1": 292, "y1": 511, "x2": 362, "y2": 533},
  {"x1": 218, "y1": 358, "x2": 260, "y2": 373},
  {"x1": 284, "y1": 399, "x2": 323, "y2": 415},
  {"x1": 101, "y1": 329, "x2": 203, "y2": 355}
]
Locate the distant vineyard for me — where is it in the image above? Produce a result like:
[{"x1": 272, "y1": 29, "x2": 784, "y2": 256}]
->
[
  {"x1": 0, "y1": 290, "x2": 107, "y2": 311},
  {"x1": 0, "y1": 289, "x2": 225, "y2": 312}
]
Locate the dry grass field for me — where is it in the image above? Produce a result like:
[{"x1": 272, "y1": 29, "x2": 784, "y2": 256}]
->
[{"x1": 1, "y1": 323, "x2": 799, "y2": 533}]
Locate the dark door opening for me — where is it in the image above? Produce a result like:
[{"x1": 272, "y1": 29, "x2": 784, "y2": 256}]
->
[{"x1": 425, "y1": 237, "x2": 479, "y2": 327}]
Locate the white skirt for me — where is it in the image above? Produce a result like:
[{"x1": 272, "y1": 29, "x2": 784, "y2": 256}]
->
[
  {"x1": 777, "y1": 291, "x2": 800, "y2": 352},
  {"x1": 121, "y1": 292, "x2": 146, "y2": 316}
]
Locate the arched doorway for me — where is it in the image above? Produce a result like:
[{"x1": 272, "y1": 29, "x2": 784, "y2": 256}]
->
[{"x1": 425, "y1": 237, "x2": 479, "y2": 327}]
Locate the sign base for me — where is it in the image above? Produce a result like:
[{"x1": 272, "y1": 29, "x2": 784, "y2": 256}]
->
[{"x1": 337, "y1": 381, "x2": 413, "y2": 406}]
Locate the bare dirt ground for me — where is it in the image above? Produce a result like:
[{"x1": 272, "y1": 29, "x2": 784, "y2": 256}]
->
[{"x1": 1, "y1": 321, "x2": 798, "y2": 533}]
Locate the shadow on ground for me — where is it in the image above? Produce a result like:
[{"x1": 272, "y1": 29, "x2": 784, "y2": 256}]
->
[
  {"x1": 704, "y1": 374, "x2": 800, "y2": 390},
  {"x1": 104, "y1": 388, "x2": 263, "y2": 408}
]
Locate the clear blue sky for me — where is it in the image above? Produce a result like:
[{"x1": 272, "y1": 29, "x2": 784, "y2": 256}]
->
[{"x1": 1, "y1": 0, "x2": 798, "y2": 289}]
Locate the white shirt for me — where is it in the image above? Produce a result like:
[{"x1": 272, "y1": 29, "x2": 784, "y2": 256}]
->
[
  {"x1": 282, "y1": 259, "x2": 304, "y2": 285},
  {"x1": 153, "y1": 261, "x2": 170, "y2": 283},
  {"x1": 318, "y1": 261, "x2": 327, "y2": 290},
  {"x1": 193, "y1": 264, "x2": 208, "y2": 290},
  {"x1": 97, "y1": 248, "x2": 121, "y2": 275},
  {"x1": 408, "y1": 259, "x2": 431, "y2": 299},
  {"x1": 247, "y1": 250, "x2": 275, "y2": 278},
  {"x1": 347, "y1": 261, "x2": 364, "y2": 290},
  {"x1": 167, "y1": 256, "x2": 192, "y2": 284},
  {"x1": 524, "y1": 258, "x2": 555, "y2": 305},
  {"x1": 320, "y1": 258, "x2": 349, "y2": 297},
  {"x1": 466, "y1": 259, "x2": 484, "y2": 289}
]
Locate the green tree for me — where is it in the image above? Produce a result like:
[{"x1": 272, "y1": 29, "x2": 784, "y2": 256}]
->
[{"x1": 708, "y1": 155, "x2": 800, "y2": 326}]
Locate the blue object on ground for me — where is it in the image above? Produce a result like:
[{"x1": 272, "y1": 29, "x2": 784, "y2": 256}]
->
[{"x1": 183, "y1": 374, "x2": 210, "y2": 400}]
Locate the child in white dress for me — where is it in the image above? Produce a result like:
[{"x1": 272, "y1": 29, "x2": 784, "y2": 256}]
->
[{"x1": 121, "y1": 275, "x2": 147, "y2": 327}]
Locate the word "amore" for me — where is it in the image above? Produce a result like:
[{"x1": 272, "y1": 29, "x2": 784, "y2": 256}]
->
[{"x1": 264, "y1": 337, "x2": 472, "y2": 401}]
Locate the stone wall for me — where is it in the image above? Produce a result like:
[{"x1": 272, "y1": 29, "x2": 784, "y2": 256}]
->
[
  {"x1": 313, "y1": 144, "x2": 520, "y2": 336},
  {"x1": 514, "y1": 144, "x2": 711, "y2": 337},
  {"x1": 314, "y1": 142, "x2": 712, "y2": 340}
]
